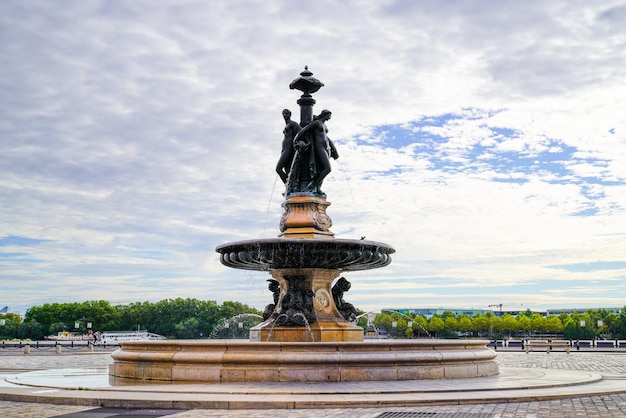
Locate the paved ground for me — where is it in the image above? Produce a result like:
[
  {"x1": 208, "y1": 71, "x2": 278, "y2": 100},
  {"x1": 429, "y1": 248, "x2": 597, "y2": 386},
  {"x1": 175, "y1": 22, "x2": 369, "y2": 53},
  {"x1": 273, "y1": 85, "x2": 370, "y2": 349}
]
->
[{"x1": 0, "y1": 350, "x2": 625, "y2": 417}]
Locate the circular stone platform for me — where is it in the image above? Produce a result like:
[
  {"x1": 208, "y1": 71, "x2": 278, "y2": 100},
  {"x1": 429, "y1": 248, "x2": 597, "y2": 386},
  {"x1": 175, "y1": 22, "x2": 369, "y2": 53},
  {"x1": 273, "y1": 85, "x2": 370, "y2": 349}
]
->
[
  {"x1": 108, "y1": 339, "x2": 499, "y2": 383},
  {"x1": 3, "y1": 367, "x2": 622, "y2": 410}
]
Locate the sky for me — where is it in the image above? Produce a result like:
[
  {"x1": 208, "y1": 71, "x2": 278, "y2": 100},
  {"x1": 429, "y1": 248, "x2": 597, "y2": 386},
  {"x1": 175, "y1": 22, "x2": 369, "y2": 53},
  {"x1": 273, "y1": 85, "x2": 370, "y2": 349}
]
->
[{"x1": 1, "y1": 0, "x2": 625, "y2": 316}]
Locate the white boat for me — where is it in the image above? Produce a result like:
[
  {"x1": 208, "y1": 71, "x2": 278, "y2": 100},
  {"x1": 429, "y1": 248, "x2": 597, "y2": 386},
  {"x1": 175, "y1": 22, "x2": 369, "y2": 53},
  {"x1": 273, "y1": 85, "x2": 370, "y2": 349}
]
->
[
  {"x1": 95, "y1": 331, "x2": 165, "y2": 345},
  {"x1": 46, "y1": 331, "x2": 93, "y2": 341}
]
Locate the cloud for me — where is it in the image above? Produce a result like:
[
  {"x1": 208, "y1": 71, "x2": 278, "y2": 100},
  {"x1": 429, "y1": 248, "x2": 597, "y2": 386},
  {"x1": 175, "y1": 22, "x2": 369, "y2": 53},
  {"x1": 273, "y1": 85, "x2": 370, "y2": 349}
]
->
[{"x1": 1, "y1": 0, "x2": 625, "y2": 314}]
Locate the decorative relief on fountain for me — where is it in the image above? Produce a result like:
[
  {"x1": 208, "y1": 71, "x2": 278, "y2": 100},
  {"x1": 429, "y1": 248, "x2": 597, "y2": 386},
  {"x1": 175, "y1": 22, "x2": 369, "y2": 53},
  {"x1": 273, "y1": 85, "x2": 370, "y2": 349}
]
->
[
  {"x1": 279, "y1": 196, "x2": 333, "y2": 238},
  {"x1": 314, "y1": 288, "x2": 331, "y2": 310}
]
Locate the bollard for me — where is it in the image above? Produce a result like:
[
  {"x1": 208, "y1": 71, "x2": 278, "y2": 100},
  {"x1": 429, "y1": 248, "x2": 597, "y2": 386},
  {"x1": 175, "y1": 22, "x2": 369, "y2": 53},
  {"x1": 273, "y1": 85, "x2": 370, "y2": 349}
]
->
[
  {"x1": 88, "y1": 341, "x2": 94, "y2": 352},
  {"x1": 24, "y1": 343, "x2": 30, "y2": 355},
  {"x1": 55, "y1": 342, "x2": 62, "y2": 354}
]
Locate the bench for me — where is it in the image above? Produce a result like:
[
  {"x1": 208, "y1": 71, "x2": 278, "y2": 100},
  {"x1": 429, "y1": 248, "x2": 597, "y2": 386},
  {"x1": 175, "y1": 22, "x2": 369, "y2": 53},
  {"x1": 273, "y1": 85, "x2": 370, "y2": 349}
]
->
[{"x1": 525, "y1": 341, "x2": 570, "y2": 353}]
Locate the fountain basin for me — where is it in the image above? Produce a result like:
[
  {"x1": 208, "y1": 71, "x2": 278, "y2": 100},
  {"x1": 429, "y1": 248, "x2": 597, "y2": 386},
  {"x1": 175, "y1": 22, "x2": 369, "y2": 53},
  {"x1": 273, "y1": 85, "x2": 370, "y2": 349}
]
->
[
  {"x1": 109, "y1": 339, "x2": 498, "y2": 384},
  {"x1": 216, "y1": 238, "x2": 395, "y2": 271}
]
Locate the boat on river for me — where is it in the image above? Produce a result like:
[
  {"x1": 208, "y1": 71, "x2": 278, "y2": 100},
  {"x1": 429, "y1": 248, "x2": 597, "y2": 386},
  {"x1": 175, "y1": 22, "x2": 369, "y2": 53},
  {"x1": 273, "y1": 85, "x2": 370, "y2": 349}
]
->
[
  {"x1": 95, "y1": 331, "x2": 165, "y2": 345},
  {"x1": 46, "y1": 331, "x2": 93, "y2": 341}
]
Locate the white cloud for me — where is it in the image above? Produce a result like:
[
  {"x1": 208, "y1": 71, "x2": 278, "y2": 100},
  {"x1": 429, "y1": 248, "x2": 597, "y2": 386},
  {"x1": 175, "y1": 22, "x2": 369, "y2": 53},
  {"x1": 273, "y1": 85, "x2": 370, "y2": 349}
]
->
[{"x1": 1, "y1": 0, "x2": 625, "y2": 314}]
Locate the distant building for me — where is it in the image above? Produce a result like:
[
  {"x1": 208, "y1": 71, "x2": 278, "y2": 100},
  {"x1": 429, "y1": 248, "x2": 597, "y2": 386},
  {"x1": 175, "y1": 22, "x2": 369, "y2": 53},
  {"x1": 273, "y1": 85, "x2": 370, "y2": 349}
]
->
[
  {"x1": 0, "y1": 306, "x2": 8, "y2": 314},
  {"x1": 546, "y1": 307, "x2": 622, "y2": 316},
  {"x1": 389, "y1": 308, "x2": 491, "y2": 319},
  {"x1": 387, "y1": 306, "x2": 623, "y2": 319}
]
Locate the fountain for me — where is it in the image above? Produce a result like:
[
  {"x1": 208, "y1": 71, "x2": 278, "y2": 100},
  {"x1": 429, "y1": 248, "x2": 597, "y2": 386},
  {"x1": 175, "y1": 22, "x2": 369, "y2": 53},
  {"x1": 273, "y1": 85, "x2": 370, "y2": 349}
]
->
[{"x1": 109, "y1": 67, "x2": 498, "y2": 384}]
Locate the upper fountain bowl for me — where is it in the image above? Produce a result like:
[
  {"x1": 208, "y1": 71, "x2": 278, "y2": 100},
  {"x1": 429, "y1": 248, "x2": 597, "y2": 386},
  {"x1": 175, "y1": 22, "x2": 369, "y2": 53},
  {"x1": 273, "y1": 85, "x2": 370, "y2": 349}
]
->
[{"x1": 216, "y1": 238, "x2": 395, "y2": 272}]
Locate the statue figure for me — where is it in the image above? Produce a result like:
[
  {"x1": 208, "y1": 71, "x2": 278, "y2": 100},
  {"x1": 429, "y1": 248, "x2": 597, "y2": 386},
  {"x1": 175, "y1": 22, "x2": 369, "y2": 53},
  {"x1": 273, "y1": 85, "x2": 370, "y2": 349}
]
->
[
  {"x1": 332, "y1": 277, "x2": 357, "y2": 322},
  {"x1": 275, "y1": 275, "x2": 316, "y2": 327},
  {"x1": 275, "y1": 109, "x2": 301, "y2": 184},
  {"x1": 262, "y1": 279, "x2": 281, "y2": 321},
  {"x1": 287, "y1": 109, "x2": 338, "y2": 198}
]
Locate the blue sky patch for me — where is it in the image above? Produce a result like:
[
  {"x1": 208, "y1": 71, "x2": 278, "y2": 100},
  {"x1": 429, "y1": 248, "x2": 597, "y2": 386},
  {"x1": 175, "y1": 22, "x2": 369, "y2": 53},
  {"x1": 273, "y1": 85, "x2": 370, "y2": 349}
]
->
[
  {"x1": 0, "y1": 236, "x2": 50, "y2": 247},
  {"x1": 546, "y1": 261, "x2": 626, "y2": 272}
]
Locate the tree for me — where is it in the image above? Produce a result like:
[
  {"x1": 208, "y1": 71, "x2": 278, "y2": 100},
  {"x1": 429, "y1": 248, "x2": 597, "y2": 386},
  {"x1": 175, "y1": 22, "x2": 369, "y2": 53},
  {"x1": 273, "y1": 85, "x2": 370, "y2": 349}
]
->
[
  {"x1": 545, "y1": 316, "x2": 564, "y2": 334},
  {"x1": 412, "y1": 315, "x2": 430, "y2": 337},
  {"x1": 517, "y1": 315, "x2": 531, "y2": 336},
  {"x1": 25, "y1": 300, "x2": 120, "y2": 335},
  {"x1": 18, "y1": 320, "x2": 44, "y2": 340},
  {"x1": 457, "y1": 315, "x2": 473, "y2": 335},
  {"x1": 472, "y1": 314, "x2": 490, "y2": 337},
  {"x1": 488, "y1": 315, "x2": 500, "y2": 338},
  {"x1": 443, "y1": 316, "x2": 458, "y2": 337},
  {"x1": 563, "y1": 313, "x2": 593, "y2": 339},
  {"x1": 0, "y1": 313, "x2": 21, "y2": 339},
  {"x1": 175, "y1": 318, "x2": 201, "y2": 339},
  {"x1": 530, "y1": 313, "x2": 546, "y2": 336},
  {"x1": 609, "y1": 307, "x2": 626, "y2": 338},
  {"x1": 48, "y1": 322, "x2": 68, "y2": 335},
  {"x1": 499, "y1": 314, "x2": 518, "y2": 337},
  {"x1": 428, "y1": 316, "x2": 444, "y2": 337}
]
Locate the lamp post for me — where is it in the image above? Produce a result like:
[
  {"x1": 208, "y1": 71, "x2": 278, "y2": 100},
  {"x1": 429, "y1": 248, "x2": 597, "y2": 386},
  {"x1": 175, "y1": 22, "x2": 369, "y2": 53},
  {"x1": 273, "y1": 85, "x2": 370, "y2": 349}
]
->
[{"x1": 75, "y1": 317, "x2": 93, "y2": 339}]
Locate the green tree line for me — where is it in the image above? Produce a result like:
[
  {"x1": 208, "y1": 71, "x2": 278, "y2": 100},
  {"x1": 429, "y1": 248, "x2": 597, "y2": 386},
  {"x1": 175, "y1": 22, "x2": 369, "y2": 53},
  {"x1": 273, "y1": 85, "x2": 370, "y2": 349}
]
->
[
  {"x1": 359, "y1": 307, "x2": 626, "y2": 340},
  {"x1": 0, "y1": 299, "x2": 261, "y2": 341},
  {"x1": 3, "y1": 302, "x2": 625, "y2": 341}
]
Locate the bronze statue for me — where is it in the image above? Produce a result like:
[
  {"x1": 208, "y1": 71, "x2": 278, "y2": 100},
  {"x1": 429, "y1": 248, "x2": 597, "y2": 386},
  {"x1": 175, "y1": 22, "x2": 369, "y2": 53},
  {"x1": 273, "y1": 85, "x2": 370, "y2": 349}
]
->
[
  {"x1": 287, "y1": 109, "x2": 338, "y2": 198},
  {"x1": 275, "y1": 109, "x2": 301, "y2": 184},
  {"x1": 332, "y1": 277, "x2": 357, "y2": 322},
  {"x1": 275, "y1": 275, "x2": 316, "y2": 327},
  {"x1": 262, "y1": 279, "x2": 281, "y2": 321}
]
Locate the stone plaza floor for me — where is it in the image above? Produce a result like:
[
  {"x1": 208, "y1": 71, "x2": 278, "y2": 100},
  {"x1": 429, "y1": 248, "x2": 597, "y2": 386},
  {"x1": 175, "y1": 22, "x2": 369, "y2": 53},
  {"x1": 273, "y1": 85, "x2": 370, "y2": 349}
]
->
[{"x1": 0, "y1": 349, "x2": 625, "y2": 417}]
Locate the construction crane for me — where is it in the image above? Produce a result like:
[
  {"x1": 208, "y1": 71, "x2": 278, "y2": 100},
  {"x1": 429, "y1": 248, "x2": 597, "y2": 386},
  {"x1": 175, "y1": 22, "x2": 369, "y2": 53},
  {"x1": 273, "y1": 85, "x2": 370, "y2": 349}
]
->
[{"x1": 489, "y1": 304, "x2": 503, "y2": 312}]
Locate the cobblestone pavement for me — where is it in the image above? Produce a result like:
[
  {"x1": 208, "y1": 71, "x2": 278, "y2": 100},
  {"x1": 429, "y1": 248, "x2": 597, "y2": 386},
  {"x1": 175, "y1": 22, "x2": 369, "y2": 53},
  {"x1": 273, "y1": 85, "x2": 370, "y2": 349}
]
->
[{"x1": 0, "y1": 351, "x2": 625, "y2": 417}]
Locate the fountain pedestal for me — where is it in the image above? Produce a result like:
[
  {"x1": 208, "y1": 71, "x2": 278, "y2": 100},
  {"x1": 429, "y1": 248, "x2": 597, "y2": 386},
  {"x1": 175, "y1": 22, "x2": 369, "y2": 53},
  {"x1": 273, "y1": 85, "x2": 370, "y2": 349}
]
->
[
  {"x1": 250, "y1": 268, "x2": 364, "y2": 342},
  {"x1": 279, "y1": 196, "x2": 334, "y2": 238}
]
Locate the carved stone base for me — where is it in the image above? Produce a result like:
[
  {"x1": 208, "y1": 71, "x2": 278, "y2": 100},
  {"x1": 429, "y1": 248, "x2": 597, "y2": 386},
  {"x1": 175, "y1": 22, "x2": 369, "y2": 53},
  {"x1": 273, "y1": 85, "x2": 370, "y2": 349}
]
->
[
  {"x1": 251, "y1": 268, "x2": 364, "y2": 343},
  {"x1": 279, "y1": 196, "x2": 334, "y2": 238},
  {"x1": 110, "y1": 339, "x2": 499, "y2": 383},
  {"x1": 249, "y1": 320, "x2": 364, "y2": 343}
]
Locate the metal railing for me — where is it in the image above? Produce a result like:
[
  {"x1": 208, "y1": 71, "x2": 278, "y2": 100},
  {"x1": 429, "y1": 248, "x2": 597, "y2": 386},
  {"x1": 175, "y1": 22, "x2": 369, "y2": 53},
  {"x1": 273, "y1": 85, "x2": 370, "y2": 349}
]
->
[{"x1": 1, "y1": 340, "x2": 120, "y2": 354}]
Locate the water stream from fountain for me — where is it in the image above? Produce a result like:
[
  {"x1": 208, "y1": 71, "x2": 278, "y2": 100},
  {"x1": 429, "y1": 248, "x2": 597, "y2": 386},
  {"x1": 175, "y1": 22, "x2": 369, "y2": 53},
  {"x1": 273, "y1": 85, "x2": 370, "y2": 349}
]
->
[
  {"x1": 293, "y1": 312, "x2": 315, "y2": 342},
  {"x1": 412, "y1": 322, "x2": 434, "y2": 339},
  {"x1": 210, "y1": 313, "x2": 264, "y2": 339},
  {"x1": 265, "y1": 314, "x2": 288, "y2": 341}
]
